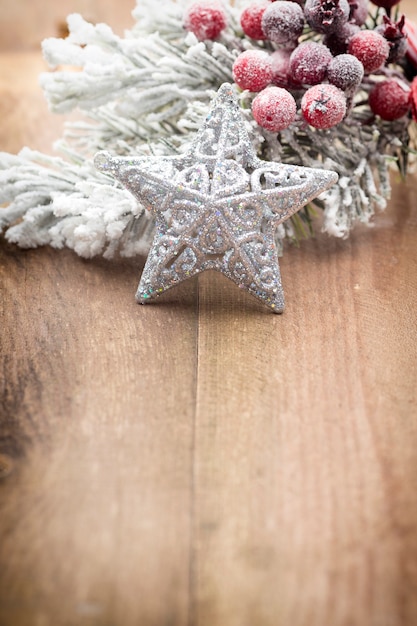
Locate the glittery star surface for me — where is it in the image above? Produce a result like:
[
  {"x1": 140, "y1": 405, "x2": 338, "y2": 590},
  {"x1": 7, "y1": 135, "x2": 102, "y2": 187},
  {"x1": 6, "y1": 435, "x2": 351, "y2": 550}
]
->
[{"x1": 95, "y1": 83, "x2": 337, "y2": 312}]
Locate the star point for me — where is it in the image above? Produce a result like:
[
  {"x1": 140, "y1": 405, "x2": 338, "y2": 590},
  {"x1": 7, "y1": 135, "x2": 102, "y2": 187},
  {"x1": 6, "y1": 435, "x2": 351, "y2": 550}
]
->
[{"x1": 95, "y1": 83, "x2": 338, "y2": 313}]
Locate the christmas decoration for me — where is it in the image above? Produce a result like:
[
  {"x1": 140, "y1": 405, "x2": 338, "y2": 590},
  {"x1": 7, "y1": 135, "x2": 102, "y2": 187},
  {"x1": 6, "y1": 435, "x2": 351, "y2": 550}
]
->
[
  {"x1": 232, "y1": 49, "x2": 273, "y2": 91},
  {"x1": 183, "y1": 0, "x2": 228, "y2": 41},
  {"x1": 327, "y1": 54, "x2": 364, "y2": 92},
  {"x1": 377, "y1": 15, "x2": 407, "y2": 63},
  {"x1": 251, "y1": 86, "x2": 297, "y2": 131},
  {"x1": 368, "y1": 78, "x2": 411, "y2": 120},
  {"x1": 348, "y1": 29, "x2": 390, "y2": 72},
  {"x1": 261, "y1": 2, "x2": 305, "y2": 45},
  {"x1": 371, "y1": 0, "x2": 401, "y2": 10},
  {"x1": 289, "y1": 42, "x2": 334, "y2": 85},
  {"x1": 0, "y1": 0, "x2": 416, "y2": 279},
  {"x1": 301, "y1": 84, "x2": 347, "y2": 128},
  {"x1": 349, "y1": 0, "x2": 369, "y2": 27},
  {"x1": 96, "y1": 83, "x2": 337, "y2": 311},
  {"x1": 324, "y1": 22, "x2": 360, "y2": 55},
  {"x1": 270, "y1": 49, "x2": 294, "y2": 86},
  {"x1": 304, "y1": 0, "x2": 351, "y2": 34},
  {"x1": 240, "y1": 1, "x2": 270, "y2": 40},
  {"x1": 411, "y1": 77, "x2": 417, "y2": 120}
]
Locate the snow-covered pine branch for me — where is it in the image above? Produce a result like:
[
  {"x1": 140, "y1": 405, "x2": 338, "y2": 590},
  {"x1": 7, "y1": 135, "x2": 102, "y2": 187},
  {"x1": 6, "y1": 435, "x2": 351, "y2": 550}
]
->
[
  {"x1": 40, "y1": 9, "x2": 236, "y2": 122},
  {"x1": 0, "y1": 148, "x2": 153, "y2": 258}
]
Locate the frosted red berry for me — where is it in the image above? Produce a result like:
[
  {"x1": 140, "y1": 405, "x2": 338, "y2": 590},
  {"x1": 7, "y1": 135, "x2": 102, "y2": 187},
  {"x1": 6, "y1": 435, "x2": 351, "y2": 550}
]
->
[
  {"x1": 349, "y1": 0, "x2": 369, "y2": 26},
  {"x1": 368, "y1": 80, "x2": 411, "y2": 121},
  {"x1": 270, "y1": 49, "x2": 293, "y2": 87},
  {"x1": 232, "y1": 50, "x2": 273, "y2": 92},
  {"x1": 327, "y1": 54, "x2": 364, "y2": 91},
  {"x1": 261, "y1": 1, "x2": 305, "y2": 46},
  {"x1": 240, "y1": 2, "x2": 270, "y2": 40},
  {"x1": 289, "y1": 42, "x2": 333, "y2": 85},
  {"x1": 252, "y1": 86, "x2": 297, "y2": 131},
  {"x1": 301, "y1": 84, "x2": 347, "y2": 128},
  {"x1": 183, "y1": 1, "x2": 227, "y2": 41},
  {"x1": 304, "y1": 0, "x2": 350, "y2": 34},
  {"x1": 348, "y1": 30, "x2": 389, "y2": 73}
]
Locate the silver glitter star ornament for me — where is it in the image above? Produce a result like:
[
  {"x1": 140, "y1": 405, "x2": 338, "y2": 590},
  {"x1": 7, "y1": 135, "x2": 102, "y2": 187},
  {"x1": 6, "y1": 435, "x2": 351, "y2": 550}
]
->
[{"x1": 95, "y1": 83, "x2": 338, "y2": 312}]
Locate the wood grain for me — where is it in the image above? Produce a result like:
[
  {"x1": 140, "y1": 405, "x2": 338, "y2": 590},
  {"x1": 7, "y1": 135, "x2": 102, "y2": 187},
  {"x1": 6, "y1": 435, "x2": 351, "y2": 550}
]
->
[
  {"x1": 1, "y1": 3, "x2": 417, "y2": 625},
  {"x1": 0, "y1": 244, "x2": 198, "y2": 625},
  {"x1": 0, "y1": 0, "x2": 135, "y2": 51}
]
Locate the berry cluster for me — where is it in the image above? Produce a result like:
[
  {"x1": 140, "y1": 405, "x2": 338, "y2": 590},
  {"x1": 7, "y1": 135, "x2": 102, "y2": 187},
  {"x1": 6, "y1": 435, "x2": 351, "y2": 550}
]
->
[{"x1": 183, "y1": 0, "x2": 414, "y2": 133}]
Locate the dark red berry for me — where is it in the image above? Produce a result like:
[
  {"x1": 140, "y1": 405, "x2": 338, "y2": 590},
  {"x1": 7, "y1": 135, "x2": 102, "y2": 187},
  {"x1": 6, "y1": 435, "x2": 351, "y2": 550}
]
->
[
  {"x1": 252, "y1": 86, "x2": 297, "y2": 131},
  {"x1": 410, "y1": 77, "x2": 417, "y2": 122},
  {"x1": 376, "y1": 15, "x2": 407, "y2": 64},
  {"x1": 289, "y1": 42, "x2": 333, "y2": 85},
  {"x1": 240, "y1": 2, "x2": 270, "y2": 40},
  {"x1": 348, "y1": 0, "x2": 369, "y2": 26},
  {"x1": 261, "y1": 1, "x2": 305, "y2": 46},
  {"x1": 368, "y1": 79, "x2": 411, "y2": 120},
  {"x1": 270, "y1": 49, "x2": 293, "y2": 87},
  {"x1": 324, "y1": 22, "x2": 360, "y2": 55},
  {"x1": 370, "y1": 0, "x2": 401, "y2": 9},
  {"x1": 232, "y1": 50, "x2": 273, "y2": 92},
  {"x1": 183, "y1": 1, "x2": 227, "y2": 41},
  {"x1": 348, "y1": 30, "x2": 390, "y2": 73},
  {"x1": 405, "y1": 19, "x2": 417, "y2": 71},
  {"x1": 327, "y1": 54, "x2": 364, "y2": 92},
  {"x1": 301, "y1": 84, "x2": 347, "y2": 128},
  {"x1": 304, "y1": 0, "x2": 350, "y2": 35}
]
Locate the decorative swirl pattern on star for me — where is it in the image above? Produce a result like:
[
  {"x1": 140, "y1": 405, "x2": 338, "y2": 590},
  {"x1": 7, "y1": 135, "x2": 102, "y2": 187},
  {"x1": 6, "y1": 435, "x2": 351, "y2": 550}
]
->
[{"x1": 95, "y1": 83, "x2": 338, "y2": 312}]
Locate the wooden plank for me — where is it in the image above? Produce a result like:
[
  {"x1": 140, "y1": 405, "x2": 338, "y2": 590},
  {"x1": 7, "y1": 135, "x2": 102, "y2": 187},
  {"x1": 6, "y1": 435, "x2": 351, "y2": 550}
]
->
[
  {"x1": 188, "y1": 1, "x2": 417, "y2": 620},
  {"x1": 193, "y1": 179, "x2": 417, "y2": 625},
  {"x1": 0, "y1": 252, "x2": 199, "y2": 626},
  {"x1": 0, "y1": 53, "x2": 198, "y2": 625},
  {"x1": 1, "y1": 1, "x2": 417, "y2": 624},
  {"x1": 0, "y1": 53, "x2": 66, "y2": 154}
]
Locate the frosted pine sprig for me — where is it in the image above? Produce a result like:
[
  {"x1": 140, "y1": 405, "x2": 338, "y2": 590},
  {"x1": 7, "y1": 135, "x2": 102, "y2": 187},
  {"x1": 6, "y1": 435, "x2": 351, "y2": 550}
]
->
[
  {"x1": 0, "y1": 148, "x2": 153, "y2": 258},
  {"x1": 40, "y1": 11, "x2": 234, "y2": 120}
]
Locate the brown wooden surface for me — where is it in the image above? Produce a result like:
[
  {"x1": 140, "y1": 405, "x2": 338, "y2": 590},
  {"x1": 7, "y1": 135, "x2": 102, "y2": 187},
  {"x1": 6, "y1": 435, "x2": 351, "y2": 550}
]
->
[
  {"x1": 1, "y1": 2, "x2": 417, "y2": 625},
  {"x1": 0, "y1": 0, "x2": 135, "y2": 51}
]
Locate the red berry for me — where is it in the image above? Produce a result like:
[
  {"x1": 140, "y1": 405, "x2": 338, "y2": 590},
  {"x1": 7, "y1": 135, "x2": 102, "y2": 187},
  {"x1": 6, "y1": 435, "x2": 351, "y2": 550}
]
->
[
  {"x1": 183, "y1": 1, "x2": 227, "y2": 41},
  {"x1": 327, "y1": 53, "x2": 364, "y2": 91},
  {"x1": 261, "y1": 1, "x2": 305, "y2": 46},
  {"x1": 368, "y1": 79, "x2": 411, "y2": 121},
  {"x1": 324, "y1": 22, "x2": 360, "y2": 55},
  {"x1": 252, "y1": 86, "x2": 297, "y2": 131},
  {"x1": 270, "y1": 49, "x2": 293, "y2": 87},
  {"x1": 240, "y1": 2, "x2": 270, "y2": 40},
  {"x1": 289, "y1": 42, "x2": 333, "y2": 85},
  {"x1": 304, "y1": 0, "x2": 350, "y2": 34},
  {"x1": 301, "y1": 84, "x2": 347, "y2": 128},
  {"x1": 348, "y1": 30, "x2": 389, "y2": 73},
  {"x1": 232, "y1": 50, "x2": 273, "y2": 92},
  {"x1": 349, "y1": 0, "x2": 369, "y2": 26},
  {"x1": 410, "y1": 77, "x2": 417, "y2": 122},
  {"x1": 370, "y1": 0, "x2": 400, "y2": 8}
]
